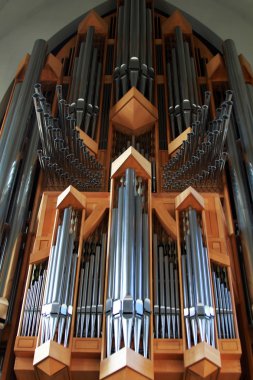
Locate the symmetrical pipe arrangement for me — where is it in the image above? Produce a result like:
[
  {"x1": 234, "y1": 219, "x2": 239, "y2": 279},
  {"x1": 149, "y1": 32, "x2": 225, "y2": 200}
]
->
[
  {"x1": 75, "y1": 228, "x2": 107, "y2": 338},
  {"x1": 166, "y1": 27, "x2": 200, "y2": 139},
  {"x1": 40, "y1": 208, "x2": 79, "y2": 347},
  {"x1": 223, "y1": 39, "x2": 253, "y2": 318},
  {"x1": 114, "y1": 0, "x2": 154, "y2": 102},
  {"x1": 69, "y1": 26, "x2": 102, "y2": 138},
  {"x1": 163, "y1": 91, "x2": 233, "y2": 192},
  {"x1": 212, "y1": 265, "x2": 235, "y2": 339},
  {"x1": 112, "y1": 132, "x2": 157, "y2": 192},
  {"x1": 181, "y1": 208, "x2": 215, "y2": 349},
  {"x1": 153, "y1": 229, "x2": 180, "y2": 339},
  {"x1": 0, "y1": 40, "x2": 47, "y2": 326},
  {"x1": 106, "y1": 169, "x2": 150, "y2": 358},
  {"x1": 33, "y1": 84, "x2": 103, "y2": 191},
  {"x1": 21, "y1": 264, "x2": 47, "y2": 337}
]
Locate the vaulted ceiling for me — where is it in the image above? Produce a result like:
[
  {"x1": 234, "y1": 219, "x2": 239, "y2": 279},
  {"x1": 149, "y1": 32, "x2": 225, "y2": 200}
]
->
[{"x1": 0, "y1": 0, "x2": 252, "y2": 100}]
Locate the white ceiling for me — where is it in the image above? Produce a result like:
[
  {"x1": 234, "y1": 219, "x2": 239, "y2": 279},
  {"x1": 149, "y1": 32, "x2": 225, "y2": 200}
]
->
[{"x1": 0, "y1": 0, "x2": 252, "y2": 100}]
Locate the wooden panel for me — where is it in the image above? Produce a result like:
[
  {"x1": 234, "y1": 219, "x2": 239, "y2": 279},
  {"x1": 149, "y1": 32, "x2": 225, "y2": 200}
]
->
[
  {"x1": 72, "y1": 338, "x2": 101, "y2": 357},
  {"x1": 71, "y1": 357, "x2": 100, "y2": 380},
  {"x1": 14, "y1": 337, "x2": 37, "y2": 357},
  {"x1": 14, "y1": 357, "x2": 37, "y2": 380},
  {"x1": 153, "y1": 339, "x2": 183, "y2": 359}
]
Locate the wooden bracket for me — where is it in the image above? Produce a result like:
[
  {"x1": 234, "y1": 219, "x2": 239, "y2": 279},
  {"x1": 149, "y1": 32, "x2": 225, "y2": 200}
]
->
[
  {"x1": 168, "y1": 127, "x2": 191, "y2": 155},
  {"x1": 76, "y1": 127, "x2": 98, "y2": 156},
  {"x1": 153, "y1": 203, "x2": 177, "y2": 240},
  {"x1": 82, "y1": 203, "x2": 109, "y2": 241}
]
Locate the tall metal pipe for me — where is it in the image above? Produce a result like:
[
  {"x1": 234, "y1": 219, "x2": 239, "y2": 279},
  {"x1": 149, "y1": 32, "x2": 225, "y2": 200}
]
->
[
  {"x1": 0, "y1": 118, "x2": 39, "y2": 303},
  {"x1": 227, "y1": 116, "x2": 253, "y2": 318},
  {"x1": 223, "y1": 39, "x2": 253, "y2": 199},
  {"x1": 0, "y1": 39, "x2": 47, "y2": 242}
]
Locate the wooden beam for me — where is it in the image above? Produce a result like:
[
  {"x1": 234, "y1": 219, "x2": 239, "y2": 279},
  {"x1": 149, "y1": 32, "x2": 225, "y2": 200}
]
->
[
  {"x1": 153, "y1": 204, "x2": 177, "y2": 240},
  {"x1": 82, "y1": 204, "x2": 108, "y2": 241}
]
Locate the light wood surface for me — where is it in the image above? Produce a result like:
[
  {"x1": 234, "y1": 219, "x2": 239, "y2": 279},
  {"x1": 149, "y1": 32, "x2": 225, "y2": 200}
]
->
[
  {"x1": 76, "y1": 127, "x2": 98, "y2": 156},
  {"x1": 175, "y1": 186, "x2": 205, "y2": 211},
  {"x1": 111, "y1": 146, "x2": 151, "y2": 179},
  {"x1": 100, "y1": 347, "x2": 154, "y2": 380},
  {"x1": 78, "y1": 10, "x2": 108, "y2": 36},
  {"x1": 168, "y1": 127, "x2": 192, "y2": 155},
  {"x1": 110, "y1": 87, "x2": 158, "y2": 136},
  {"x1": 56, "y1": 186, "x2": 87, "y2": 210}
]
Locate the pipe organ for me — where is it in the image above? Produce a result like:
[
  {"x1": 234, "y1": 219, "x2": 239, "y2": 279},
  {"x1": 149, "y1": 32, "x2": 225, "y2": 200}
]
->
[{"x1": 1, "y1": 1, "x2": 253, "y2": 379}]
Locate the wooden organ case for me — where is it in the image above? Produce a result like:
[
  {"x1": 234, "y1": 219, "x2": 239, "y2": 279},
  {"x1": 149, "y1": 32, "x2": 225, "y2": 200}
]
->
[{"x1": 0, "y1": 1, "x2": 253, "y2": 379}]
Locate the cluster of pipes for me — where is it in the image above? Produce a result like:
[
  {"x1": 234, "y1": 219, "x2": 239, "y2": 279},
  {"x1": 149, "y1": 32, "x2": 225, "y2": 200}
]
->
[
  {"x1": 163, "y1": 91, "x2": 232, "y2": 191},
  {"x1": 181, "y1": 208, "x2": 215, "y2": 348},
  {"x1": 68, "y1": 26, "x2": 102, "y2": 138},
  {"x1": 33, "y1": 84, "x2": 103, "y2": 191},
  {"x1": 0, "y1": 40, "x2": 47, "y2": 327},
  {"x1": 106, "y1": 169, "x2": 150, "y2": 358},
  {"x1": 21, "y1": 264, "x2": 47, "y2": 337},
  {"x1": 166, "y1": 26, "x2": 200, "y2": 139},
  {"x1": 114, "y1": 0, "x2": 154, "y2": 103},
  {"x1": 222, "y1": 39, "x2": 253, "y2": 320},
  {"x1": 153, "y1": 230, "x2": 180, "y2": 339},
  {"x1": 212, "y1": 265, "x2": 235, "y2": 339},
  {"x1": 40, "y1": 208, "x2": 79, "y2": 347},
  {"x1": 75, "y1": 229, "x2": 107, "y2": 338}
]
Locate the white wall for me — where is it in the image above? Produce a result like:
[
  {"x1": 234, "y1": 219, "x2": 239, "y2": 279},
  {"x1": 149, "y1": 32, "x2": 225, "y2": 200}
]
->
[{"x1": 0, "y1": 0, "x2": 252, "y2": 100}]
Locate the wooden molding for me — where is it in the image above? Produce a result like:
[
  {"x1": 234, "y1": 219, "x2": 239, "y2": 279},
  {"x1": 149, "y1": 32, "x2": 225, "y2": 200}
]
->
[
  {"x1": 56, "y1": 186, "x2": 87, "y2": 210},
  {"x1": 100, "y1": 347, "x2": 154, "y2": 380},
  {"x1": 111, "y1": 146, "x2": 151, "y2": 179},
  {"x1": 78, "y1": 10, "x2": 108, "y2": 36},
  {"x1": 110, "y1": 87, "x2": 158, "y2": 136},
  {"x1": 168, "y1": 127, "x2": 191, "y2": 155},
  {"x1": 175, "y1": 186, "x2": 205, "y2": 211},
  {"x1": 206, "y1": 54, "x2": 228, "y2": 82},
  {"x1": 161, "y1": 10, "x2": 192, "y2": 35}
]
